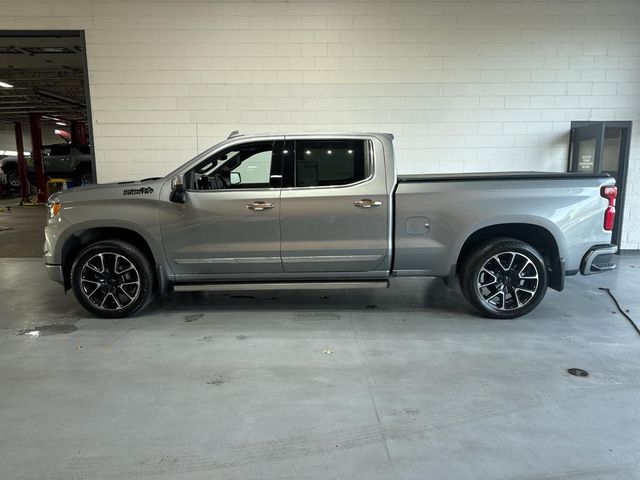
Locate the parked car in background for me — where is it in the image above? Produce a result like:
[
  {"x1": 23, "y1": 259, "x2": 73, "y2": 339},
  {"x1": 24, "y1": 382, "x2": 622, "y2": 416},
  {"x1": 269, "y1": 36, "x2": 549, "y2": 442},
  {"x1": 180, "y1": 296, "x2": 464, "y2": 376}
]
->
[
  {"x1": 0, "y1": 143, "x2": 93, "y2": 190},
  {"x1": 0, "y1": 154, "x2": 28, "y2": 189},
  {"x1": 44, "y1": 132, "x2": 618, "y2": 319}
]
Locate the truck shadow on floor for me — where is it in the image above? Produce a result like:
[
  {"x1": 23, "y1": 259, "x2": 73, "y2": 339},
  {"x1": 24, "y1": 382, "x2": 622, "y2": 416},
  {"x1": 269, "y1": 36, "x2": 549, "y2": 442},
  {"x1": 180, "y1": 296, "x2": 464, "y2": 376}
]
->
[{"x1": 145, "y1": 277, "x2": 477, "y2": 318}]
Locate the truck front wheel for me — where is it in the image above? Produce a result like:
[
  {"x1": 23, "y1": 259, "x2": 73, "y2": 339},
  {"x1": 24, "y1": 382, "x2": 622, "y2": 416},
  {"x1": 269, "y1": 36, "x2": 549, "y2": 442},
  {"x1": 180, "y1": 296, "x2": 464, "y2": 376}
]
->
[
  {"x1": 71, "y1": 240, "x2": 155, "y2": 318},
  {"x1": 460, "y1": 238, "x2": 548, "y2": 319},
  {"x1": 4, "y1": 167, "x2": 22, "y2": 189}
]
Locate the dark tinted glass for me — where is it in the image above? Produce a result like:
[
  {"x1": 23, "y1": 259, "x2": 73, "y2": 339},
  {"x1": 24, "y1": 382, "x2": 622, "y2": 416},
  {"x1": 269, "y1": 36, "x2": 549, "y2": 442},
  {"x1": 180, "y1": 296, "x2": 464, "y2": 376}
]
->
[
  {"x1": 49, "y1": 145, "x2": 71, "y2": 156},
  {"x1": 295, "y1": 140, "x2": 366, "y2": 187}
]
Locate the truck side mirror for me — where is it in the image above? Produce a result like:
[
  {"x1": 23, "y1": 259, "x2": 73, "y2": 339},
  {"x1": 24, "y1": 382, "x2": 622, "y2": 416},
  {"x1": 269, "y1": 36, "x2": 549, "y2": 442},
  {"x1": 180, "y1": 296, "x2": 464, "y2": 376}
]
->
[
  {"x1": 170, "y1": 174, "x2": 186, "y2": 203},
  {"x1": 230, "y1": 171, "x2": 241, "y2": 185}
]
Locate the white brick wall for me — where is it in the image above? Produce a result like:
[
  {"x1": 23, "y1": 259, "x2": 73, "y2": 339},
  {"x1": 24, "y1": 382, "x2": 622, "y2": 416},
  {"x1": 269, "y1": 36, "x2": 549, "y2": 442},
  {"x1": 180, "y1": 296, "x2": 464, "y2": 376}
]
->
[{"x1": 0, "y1": 0, "x2": 639, "y2": 248}]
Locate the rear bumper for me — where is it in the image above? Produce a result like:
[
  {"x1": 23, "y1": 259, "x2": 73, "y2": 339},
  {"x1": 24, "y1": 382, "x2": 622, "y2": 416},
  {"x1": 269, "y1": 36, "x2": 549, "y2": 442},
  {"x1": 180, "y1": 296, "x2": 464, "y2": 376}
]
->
[
  {"x1": 45, "y1": 263, "x2": 64, "y2": 284},
  {"x1": 580, "y1": 244, "x2": 617, "y2": 275}
]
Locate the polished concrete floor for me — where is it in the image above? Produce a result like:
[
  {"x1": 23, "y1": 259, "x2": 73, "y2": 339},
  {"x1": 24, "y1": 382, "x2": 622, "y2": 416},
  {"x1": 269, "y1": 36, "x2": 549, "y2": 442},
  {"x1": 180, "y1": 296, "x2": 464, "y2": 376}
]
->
[{"x1": 1, "y1": 256, "x2": 639, "y2": 479}]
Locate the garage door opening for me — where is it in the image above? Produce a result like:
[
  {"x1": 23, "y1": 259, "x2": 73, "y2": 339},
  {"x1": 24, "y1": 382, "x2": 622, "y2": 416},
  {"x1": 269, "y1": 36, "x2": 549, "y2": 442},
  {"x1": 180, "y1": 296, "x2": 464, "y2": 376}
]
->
[{"x1": 0, "y1": 30, "x2": 95, "y2": 203}]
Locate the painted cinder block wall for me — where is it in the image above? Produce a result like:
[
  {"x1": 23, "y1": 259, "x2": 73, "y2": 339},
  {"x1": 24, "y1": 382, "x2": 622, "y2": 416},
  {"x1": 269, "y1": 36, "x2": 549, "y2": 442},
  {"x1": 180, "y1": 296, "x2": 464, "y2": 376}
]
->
[{"x1": 0, "y1": 1, "x2": 639, "y2": 248}]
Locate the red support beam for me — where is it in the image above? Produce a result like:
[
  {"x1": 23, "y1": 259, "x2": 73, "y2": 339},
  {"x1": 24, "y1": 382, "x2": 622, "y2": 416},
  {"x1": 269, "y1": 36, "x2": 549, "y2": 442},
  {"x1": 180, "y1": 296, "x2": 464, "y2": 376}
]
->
[
  {"x1": 77, "y1": 122, "x2": 87, "y2": 146},
  {"x1": 14, "y1": 122, "x2": 30, "y2": 204},
  {"x1": 29, "y1": 113, "x2": 47, "y2": 203}
]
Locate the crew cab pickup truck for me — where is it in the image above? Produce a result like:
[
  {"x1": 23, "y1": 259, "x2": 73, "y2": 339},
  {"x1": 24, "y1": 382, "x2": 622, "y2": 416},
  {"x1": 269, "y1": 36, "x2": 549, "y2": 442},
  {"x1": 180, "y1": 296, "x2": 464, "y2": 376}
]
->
[
  {"x1": 44, "y1": 132, "x2": 618, "y2": 319},
  {"x1": 1, "y1": 143, "x2": 93, "y2": 190}
]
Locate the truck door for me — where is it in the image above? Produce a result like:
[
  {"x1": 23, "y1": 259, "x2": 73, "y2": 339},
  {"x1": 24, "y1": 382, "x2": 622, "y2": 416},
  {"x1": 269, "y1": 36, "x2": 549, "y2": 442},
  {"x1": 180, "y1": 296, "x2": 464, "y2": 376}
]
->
[
  {"x1": 44, "y1": 144, "x2": 72, "y2": 174},
  {"x1": 160, "y1": 139, "x2": 284, "y2": 276},
  {"x1": 279, "y1": 137, "x2": 391, "y2": 274}
]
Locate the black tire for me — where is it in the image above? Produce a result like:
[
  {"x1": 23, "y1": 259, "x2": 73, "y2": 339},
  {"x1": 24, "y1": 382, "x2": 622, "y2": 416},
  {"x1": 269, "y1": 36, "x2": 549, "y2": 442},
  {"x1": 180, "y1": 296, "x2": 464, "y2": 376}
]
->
[
  {"x1": 460, "y1": 237, "x2": 548, "y2": 319},
  {"x1": 71, "y1": 240, "x2": 155, "y2": 318},
  {"x1": 4, "y1": 167, "x2": 21, "y2": 189},
  {"x1": 75, "y1": 168, "x2": 94, "y2": 186}
]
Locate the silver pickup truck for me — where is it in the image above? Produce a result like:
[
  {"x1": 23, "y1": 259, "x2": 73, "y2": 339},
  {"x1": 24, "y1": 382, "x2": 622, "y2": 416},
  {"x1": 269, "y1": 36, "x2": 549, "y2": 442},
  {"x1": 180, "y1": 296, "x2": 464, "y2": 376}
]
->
[{"x1": 44, "y1": 132, "x2": 618, "y2": 319}]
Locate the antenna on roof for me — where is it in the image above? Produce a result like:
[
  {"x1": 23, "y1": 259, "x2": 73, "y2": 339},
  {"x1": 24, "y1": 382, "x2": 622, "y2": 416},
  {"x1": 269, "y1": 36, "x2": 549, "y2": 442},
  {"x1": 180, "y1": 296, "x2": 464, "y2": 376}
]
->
[{"x1": 227, "y1": 130, "x2": 242, "y2": 139}]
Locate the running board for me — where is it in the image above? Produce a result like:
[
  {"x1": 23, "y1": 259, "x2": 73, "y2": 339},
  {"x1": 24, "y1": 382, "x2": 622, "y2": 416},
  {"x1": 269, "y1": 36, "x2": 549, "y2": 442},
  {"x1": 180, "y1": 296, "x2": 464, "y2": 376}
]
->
[{"x1": 173, "y1": 280, "x2": 389, "y2": 292}]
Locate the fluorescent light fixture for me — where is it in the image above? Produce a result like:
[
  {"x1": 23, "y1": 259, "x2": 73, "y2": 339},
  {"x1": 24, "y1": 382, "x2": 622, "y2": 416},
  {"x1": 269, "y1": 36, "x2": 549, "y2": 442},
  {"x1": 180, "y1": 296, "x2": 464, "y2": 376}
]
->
[
  {"x1": 0, "y1": 150, "x2": 31, "y2": 156},
  {"x1": 55, "y1": 122, "x2": 67, "y2": 126},
  {"x1": 0, "y1": 81, "x2": 13, "y2": 88}
]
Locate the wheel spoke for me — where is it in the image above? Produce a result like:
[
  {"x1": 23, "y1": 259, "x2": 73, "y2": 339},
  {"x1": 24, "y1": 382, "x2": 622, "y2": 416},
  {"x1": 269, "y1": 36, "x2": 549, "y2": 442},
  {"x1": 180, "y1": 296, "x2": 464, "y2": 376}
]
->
[
  {"x1": 509, "y1": 286, "x2": 521, "y2": 308},
  {"x1": 110, "y1": 293, "x2": 122, "y2": 309},
  {"x1": 119, "y1": 285, "x2": 135, "y2": 301},
  {"x1": 515, "y1": 287, "x2": 536, "y2": 295},
  {"x1": 82, "y1": 279, "x2": 102, "y2": 297},
  {"x1": 479, "y1": 268, "x2": 498, "y2": 287}
]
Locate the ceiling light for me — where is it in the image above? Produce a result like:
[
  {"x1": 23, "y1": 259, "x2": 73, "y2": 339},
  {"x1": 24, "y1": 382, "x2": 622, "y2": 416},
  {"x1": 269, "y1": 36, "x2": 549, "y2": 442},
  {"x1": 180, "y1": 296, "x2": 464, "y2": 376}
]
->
[
  {"x1": 282, "y1": 150, "x2": 289, "y2": 154},
  {"x1": 55, "y1": 122, "x2": 67, "y2": 126},
  {"x1": 348, "y1": 150, "x2": 353, "y2": 154},
  {"x1": 305, "y1": 150, "x2": 311, "y2": 155},
  {"x1": 0, "y1": 150, "x2": 31, "y2": 156},
  {"x1": 0, "y1": 81, "x2": 13, "y2": 88},
  {"x1": 327, "y1": 150, "x2": 332, "y2": 154}
]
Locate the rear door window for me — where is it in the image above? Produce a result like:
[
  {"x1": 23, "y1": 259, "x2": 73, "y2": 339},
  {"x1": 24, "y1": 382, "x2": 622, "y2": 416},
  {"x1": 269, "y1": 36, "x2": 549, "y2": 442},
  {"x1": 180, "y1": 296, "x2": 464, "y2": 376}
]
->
[
  {"x1": 48, "y1": 145, "x2": 71, "y2": 156},
  {"x1": 293, "y1": 140, "x2": 368, "y2": 187}
]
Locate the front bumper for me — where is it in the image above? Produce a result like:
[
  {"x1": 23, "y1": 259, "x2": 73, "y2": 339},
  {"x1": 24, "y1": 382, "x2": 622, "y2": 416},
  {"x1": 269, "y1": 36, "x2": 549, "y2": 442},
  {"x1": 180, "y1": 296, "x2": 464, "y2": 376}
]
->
[
  {"x1": 45, "y1": 263, "x2": 64, "y2": 284},
  {"x1": 580, "y1": 244, "x2": 617, "y2": 275}
]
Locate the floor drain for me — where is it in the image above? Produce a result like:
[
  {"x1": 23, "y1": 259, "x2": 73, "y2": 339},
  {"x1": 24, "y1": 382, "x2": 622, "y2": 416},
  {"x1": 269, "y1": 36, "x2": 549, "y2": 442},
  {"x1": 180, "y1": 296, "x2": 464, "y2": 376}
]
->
[{"x1": 567, "y1": 368, "x2": 589, "y2": 377}]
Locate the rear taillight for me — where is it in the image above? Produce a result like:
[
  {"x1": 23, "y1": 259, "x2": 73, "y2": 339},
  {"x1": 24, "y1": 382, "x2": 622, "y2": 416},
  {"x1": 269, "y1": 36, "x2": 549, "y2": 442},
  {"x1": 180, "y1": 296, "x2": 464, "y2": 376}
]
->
[{"x1": 601, "y1": 186, "x2": 617, "y2": 231}]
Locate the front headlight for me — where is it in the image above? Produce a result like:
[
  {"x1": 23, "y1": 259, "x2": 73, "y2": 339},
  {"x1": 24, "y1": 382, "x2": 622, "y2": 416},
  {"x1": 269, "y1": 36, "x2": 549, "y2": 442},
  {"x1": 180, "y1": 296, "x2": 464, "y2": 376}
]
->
[{"x1": 48, "y1": 200, "x2": 61, "y2": 217}]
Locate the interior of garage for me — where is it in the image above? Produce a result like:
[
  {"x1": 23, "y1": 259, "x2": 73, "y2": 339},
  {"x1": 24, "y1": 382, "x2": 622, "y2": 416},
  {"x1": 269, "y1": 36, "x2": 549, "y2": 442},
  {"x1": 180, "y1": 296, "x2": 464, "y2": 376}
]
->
[
  {"x1": 1, "y1": 2, "x2": 640, "y2": 479},
  {"x1": 0, "y1": 31, "x2": 92, "y2": 256}
]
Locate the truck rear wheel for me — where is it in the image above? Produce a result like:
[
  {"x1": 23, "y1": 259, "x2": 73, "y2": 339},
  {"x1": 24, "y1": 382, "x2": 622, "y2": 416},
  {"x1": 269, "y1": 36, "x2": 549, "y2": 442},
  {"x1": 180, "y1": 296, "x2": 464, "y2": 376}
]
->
[
  {"x1": 71, "y1": 240, "x2": 155, "y2": 318},
  {"x1": 75, "y1": 168, "x2": 94, "y2": 186},
  {"x1": 460, "y1": 238, "x2": 548, "y2": 319}
]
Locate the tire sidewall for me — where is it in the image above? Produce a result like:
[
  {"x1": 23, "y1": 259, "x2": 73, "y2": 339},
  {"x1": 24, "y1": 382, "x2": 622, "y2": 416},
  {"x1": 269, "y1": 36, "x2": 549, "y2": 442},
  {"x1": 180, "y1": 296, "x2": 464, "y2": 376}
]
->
[
  {"x1": 77, "y1": 170, "x2": 94, "y2": 185},
  {"x1": 71, "y1": 241, "x2": 154, "y2": 318},
  {"x1": 6, "y1": 168, "x2": 20, "y2": 188},
  {"x1": 462, "y1": 239, "x2": 548, "y2": 319}
]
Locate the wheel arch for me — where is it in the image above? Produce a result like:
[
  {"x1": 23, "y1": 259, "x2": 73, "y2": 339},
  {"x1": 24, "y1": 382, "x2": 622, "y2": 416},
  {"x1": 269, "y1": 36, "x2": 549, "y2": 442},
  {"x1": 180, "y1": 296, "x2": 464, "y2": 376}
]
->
[
  {"x1": 61, "y1": 226, "x2": 156, "y2": 290},
  {"x1": 455, "y1": 221, "x2": 565, "y2": 291}
]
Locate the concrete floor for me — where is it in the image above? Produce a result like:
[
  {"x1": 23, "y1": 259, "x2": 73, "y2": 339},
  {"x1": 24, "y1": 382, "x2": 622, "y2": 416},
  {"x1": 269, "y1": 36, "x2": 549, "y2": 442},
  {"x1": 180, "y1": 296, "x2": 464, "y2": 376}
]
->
[
  {"x1": 1, "y1": 256, "x2": 639, "y2": 479},
  {"x1": 0, "y1": 198, "x2": 46, "y2": 257}
]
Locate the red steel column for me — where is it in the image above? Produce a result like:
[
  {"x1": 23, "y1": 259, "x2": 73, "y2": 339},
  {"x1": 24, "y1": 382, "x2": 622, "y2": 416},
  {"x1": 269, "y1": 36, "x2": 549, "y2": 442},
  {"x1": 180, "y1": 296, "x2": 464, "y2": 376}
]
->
[
  {"x1": 77, "y1": 122, "x2": 87, "y2": 146},
  {"x1": 14, "y1": 122, "x2": 30, "y2": 203},
  {"x1": 29, "y1": 113, "x2": 47, "y2": 203}
]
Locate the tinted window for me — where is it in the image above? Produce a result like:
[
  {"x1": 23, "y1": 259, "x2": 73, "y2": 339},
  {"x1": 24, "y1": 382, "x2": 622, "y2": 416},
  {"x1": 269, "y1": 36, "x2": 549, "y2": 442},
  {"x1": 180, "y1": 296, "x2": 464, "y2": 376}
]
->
[
  {"x1": 187, "y1": 142, "x2": 275, "y2": 190},
  {"x1": 48, "y1": 145, "x2": 71, "y2": 156},
  {"x1": 295, "y1": 140, "x2": 367, "y2": 187}
]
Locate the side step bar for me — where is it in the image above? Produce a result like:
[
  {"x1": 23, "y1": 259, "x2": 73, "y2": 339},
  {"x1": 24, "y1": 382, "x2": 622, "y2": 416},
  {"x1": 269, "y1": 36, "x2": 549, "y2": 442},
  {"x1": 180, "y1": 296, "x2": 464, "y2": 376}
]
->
[{"x1": 173, "y1": 281, "x2": 389, "y2": 292}]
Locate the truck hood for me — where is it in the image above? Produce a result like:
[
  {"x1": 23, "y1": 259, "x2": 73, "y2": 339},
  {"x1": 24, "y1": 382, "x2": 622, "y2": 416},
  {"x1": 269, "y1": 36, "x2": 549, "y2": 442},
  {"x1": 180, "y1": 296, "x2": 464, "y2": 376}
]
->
[{"x1": 49, "y1": 177, "x2": 165, "y2": 203}]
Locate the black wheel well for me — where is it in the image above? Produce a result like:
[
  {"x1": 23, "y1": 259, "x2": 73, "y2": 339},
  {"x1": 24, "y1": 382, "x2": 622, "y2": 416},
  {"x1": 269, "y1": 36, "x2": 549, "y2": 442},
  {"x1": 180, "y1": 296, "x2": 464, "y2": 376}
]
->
[
  {"x1": 61, "y1": 227, "x2": 155, "y2": 289},
  {"x1": 456, "y1": 223, "x2": 564, "y2": 291}
]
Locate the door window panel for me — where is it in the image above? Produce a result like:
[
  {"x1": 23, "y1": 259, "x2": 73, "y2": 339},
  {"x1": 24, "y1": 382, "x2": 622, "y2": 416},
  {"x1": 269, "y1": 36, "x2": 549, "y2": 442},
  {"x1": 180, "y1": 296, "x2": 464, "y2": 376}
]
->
[
  {"x1": 48, "y1": 145, "x2": 71, "y2": 156},
  {"x1": 187, "y1": 142, "x2": 275, "y2": 190},
  {"x1": 294, "y1": 140, "x2": 368, "y2": 187}
]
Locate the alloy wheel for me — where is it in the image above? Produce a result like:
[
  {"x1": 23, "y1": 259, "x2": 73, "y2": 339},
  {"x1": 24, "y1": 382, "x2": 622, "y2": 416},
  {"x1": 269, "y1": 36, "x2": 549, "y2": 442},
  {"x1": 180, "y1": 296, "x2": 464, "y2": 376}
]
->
[
  {"x1": 79, "y1": 252, "x2": 141, "y2": 310},
  {"x1": 476, "y1": 251, "x2": 539, "y2": 311}
]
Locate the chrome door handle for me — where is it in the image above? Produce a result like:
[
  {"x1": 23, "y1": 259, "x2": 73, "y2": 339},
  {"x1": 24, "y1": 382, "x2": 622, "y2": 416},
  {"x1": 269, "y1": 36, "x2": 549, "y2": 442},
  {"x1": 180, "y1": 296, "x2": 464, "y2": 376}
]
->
[
  {"x1": 246, "y1": 201, "x2": 275, "y2": 211},
  {"x1": 354, "y1": 199, "x2": 382, "y2": 208}
]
